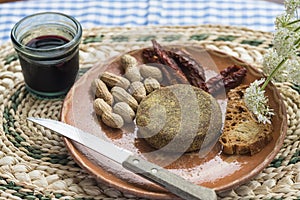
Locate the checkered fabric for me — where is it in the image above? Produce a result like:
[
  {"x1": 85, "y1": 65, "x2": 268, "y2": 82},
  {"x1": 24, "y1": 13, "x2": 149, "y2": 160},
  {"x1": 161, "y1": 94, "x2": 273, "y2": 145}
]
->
[{"x1": 0, "y1": 0, "x2": 284, "y2": 45}]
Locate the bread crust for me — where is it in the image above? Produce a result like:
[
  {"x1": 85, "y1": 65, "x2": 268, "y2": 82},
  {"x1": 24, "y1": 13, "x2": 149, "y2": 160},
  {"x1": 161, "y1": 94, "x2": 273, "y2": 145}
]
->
[{"x1": 220, "y1": 85, "x2": 273, "y2": 155}]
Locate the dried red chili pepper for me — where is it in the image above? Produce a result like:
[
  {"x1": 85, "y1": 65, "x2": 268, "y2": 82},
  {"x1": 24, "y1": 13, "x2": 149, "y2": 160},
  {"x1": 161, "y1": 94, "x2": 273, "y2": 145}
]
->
[
  {"x1": 142, "y1": 48, "x2": 189, "y2": 85},
  {"x1": 142, "y1": 48, "x2": 160, "y2": 64},
  {"x1": 151, "y1": 40, "x2": 189, "y2": 84},
  {"x1": 205, "y1": 74, "x2": 224, "y2": 94},
  {"x1": 151, "y1": 40, "x2": 180, "y2": 71},
  {"x1": 142, "y1": 40, "x2": 247, "y2": 94},
  {"x1": 167, "y1": 49, "x2": 207, "y2": 91},
  {"x1": 206, "y1": 65, "x2": 247, "y2": 94}
]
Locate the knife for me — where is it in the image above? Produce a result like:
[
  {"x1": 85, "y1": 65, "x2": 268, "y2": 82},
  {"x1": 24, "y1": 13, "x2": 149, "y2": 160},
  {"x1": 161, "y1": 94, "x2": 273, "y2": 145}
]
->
[{"x1": 27, "y1": 117, "x2": 217, "y2": 200}]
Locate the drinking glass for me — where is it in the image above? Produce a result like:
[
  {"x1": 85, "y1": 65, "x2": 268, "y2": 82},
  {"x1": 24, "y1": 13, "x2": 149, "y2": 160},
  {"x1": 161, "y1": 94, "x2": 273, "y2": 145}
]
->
[{"x1": 11, "y1": 12, "x2": 82, "y2": 97}]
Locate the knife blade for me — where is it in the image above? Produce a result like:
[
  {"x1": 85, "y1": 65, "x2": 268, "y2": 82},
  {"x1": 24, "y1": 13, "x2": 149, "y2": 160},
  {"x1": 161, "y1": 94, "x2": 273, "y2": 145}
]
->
[{"x1": 27, "y1": 117, "x2": 217, "y2": 200}]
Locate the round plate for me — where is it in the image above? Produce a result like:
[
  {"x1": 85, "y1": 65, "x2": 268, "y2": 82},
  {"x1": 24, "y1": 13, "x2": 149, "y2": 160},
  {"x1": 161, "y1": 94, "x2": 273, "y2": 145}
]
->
[{"x1": 61, "y1": 46, "x2": 287, "y2": 199}]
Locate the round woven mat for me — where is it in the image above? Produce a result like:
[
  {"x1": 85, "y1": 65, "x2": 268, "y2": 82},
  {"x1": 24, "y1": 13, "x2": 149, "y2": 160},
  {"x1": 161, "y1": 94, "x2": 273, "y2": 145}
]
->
[{"x1": 0, "y1": 25, "x2": 299, "y2": 200}]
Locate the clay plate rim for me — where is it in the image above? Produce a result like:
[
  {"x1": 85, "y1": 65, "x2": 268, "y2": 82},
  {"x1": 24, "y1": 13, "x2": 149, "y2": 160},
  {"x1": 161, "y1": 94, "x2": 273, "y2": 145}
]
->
[{"x1": 61, "y1": 45, "x2": 287, "y2": 199}]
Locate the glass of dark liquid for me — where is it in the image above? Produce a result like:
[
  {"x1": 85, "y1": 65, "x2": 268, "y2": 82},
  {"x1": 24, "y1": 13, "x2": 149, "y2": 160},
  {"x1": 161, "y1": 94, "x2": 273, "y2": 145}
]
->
[{"x1": 11, "y1": 12, "x2": 82, "y2": 97}]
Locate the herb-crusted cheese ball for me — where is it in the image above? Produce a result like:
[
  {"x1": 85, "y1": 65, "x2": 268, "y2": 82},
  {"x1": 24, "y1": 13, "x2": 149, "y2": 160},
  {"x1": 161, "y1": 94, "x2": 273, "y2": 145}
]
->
[{"x1": 136, "y1": 84, "x2": 222, "y2": 153}]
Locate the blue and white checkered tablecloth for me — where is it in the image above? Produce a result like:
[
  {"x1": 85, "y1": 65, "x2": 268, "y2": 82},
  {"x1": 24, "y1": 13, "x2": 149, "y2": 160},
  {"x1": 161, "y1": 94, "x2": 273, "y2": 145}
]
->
[{"x1": 0, "y1": 0, "x2": 284, "y2": 45}]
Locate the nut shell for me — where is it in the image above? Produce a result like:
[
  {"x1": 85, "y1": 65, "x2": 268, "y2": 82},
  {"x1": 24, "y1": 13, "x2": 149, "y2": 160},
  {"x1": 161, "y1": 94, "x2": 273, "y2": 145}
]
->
[
  {"x1": 100, "y1": 72, "x2": 130, "y2": 89},
  {"x1": 128, "y1": 81, "x2": 147, "y2": 102},
  {"x1": 144, "y1": 77, "x2": 160, "y2": 94},
  {"x1": 94, "y1": 98, "x2": 112, "y2": 116},
  {"x1": 140, "y1": 64, "x2": 163, "y2": 82},
  {"x1": 121, "y1": 54, "x2": 138, "y2": 69},
  {"x1": 113, "y1": 102, "x2": 135, "y2": 123},
  {"x1": 102, "y1": 112, "x2": 124, "y2": 129},
  {"x1": 111, "y1": 86, "x2": 138, "y2": 111},
  {"x1": 94, "y1": 79, "x2": 113, "y2": 105},
  {"x1": 124, "y1": 66, "x2": 142, "y2": 82}
]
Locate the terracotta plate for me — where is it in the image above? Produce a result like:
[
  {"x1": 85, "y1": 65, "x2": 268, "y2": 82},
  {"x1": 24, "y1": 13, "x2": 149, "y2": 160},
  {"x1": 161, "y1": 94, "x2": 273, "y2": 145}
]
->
[{"x1": 61, "y1": 46, "x2": 287, "y2": 199}]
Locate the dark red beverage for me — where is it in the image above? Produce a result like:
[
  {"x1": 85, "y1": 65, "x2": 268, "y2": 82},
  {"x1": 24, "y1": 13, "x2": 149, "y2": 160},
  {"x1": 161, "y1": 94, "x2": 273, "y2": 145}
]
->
[
  {"x1": 26, "y1": 35, "x2": 70, "y2": 49},
  {"x1": 18, "y1": 35, "x2": 79, "y2": 97}
]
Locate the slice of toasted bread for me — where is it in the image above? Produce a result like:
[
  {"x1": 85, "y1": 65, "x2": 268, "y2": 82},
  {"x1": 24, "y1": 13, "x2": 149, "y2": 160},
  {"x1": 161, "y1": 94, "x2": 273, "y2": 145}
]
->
[{"x1": 219, "y1": 85, "x2": 273, "y2": 155}]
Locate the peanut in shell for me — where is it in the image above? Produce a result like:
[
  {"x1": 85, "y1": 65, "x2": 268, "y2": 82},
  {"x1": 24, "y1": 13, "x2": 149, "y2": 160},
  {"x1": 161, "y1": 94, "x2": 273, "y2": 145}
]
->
[
  {"x1": 101, "y1": 112, "x2": 124, "y2": 129},
  {"x1": 94, "y1": 79, "x2": 113, "y2": 105},
  {"x1": 111, "y1": 86, "x2": 138, "y2": 111},
  {"x1": 100, "y1": 72, "x2": 130, "y2": 89},
  {"x1": 113, "y1": 102, "x2": 135, "y2": 123},
  {"x1": 94, "y1": 98, "x2": 112, "y2": 116}
]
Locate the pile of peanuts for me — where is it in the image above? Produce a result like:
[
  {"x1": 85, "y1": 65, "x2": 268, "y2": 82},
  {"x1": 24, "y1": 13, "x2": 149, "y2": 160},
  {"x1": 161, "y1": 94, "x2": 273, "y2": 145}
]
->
[{"x1": 93, "y1": 54, "x2": 163, "y2": 129}]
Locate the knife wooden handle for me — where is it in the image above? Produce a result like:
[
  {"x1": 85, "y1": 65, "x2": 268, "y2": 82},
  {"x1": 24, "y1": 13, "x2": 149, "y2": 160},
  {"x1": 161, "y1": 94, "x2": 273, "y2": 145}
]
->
[{"x1": 122, "y1": 155, "x2": 217, "y2": 200}]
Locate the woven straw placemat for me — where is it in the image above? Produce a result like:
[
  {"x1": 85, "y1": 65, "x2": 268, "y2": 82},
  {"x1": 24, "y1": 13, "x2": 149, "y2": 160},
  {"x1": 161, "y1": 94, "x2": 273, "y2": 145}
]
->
[{"x1": 0, "y1": 25, "x2": 299, "y2": 200}]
